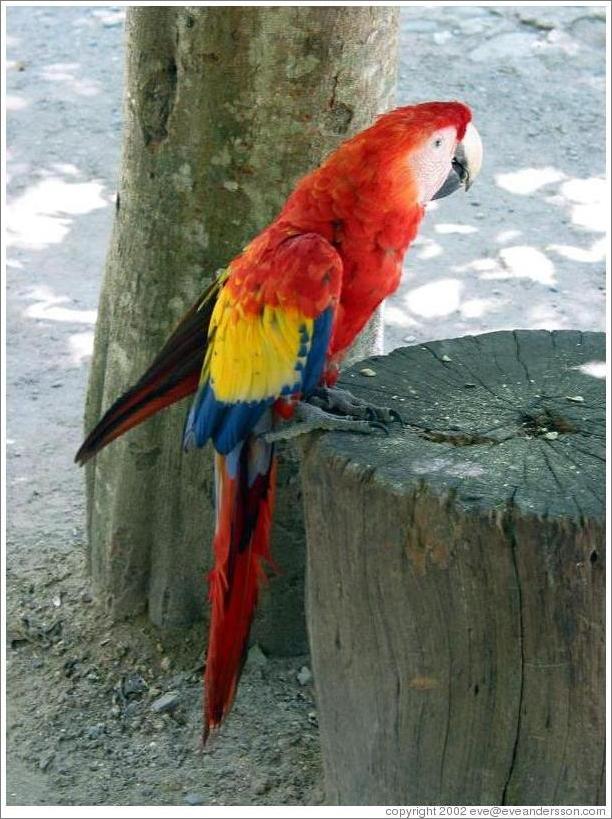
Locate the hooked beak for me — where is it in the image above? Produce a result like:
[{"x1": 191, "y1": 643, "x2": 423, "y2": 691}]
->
[{"x1": 432, "y1": 122, "x2": 483, "y2": 200}]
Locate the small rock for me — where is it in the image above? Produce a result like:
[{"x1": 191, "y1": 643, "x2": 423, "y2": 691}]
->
[
  {"x1": 359, "y1": 367, "x2": 376, "y2": 377},
  {"x1": 150, "y1": 691, "x2": 180, "y2": 714},
  {"x1": 184, "y1": 792, "x2": 206, "y2": 806},
  {"x1": 464, "y1": 383, "x2": 477, "y2": 389},
  {"x1": 441, "y1": 355, "x2": 452, "y2": 363},
  {"x1": 253, "y1": 777, "x2": 271, "y2": 795},
  {"x1": 403, "y1": 335, "x2": 416, "y2": 343},
  {"x1": 39, "y1": 751, "x2": 55, "y2": 771},
  {"x1": 122, "y1": 673, "x2": 147, "y2": 698},
  {"x1": 160, "y1": 656, "x2": 171, "y2": 672},
  {"x1": 85, "y1": 723, "x2": 106, "y2": 740},
  {"x1": 517, "y1": 13, "x2": 555, "y2": 31},
  {"x1": 80, "y1": 591, "x2": 93, "y2": 604},
  {"x1": 63, "y1": 658, "x2": 79, "y2": 677},
  {"x1": 51, "y1": 381, "x2": 63, "y2": 388},
  {"x1": 565, "y1": 395, "x2": 585, "y2": 403},
  {"x1": 297, "y1": 666, "x2": 312, "y2": 686},
  {"x1": 55, "y1": 759, "x2": 71, "y2": 776},
  {"x1": 544, "y1": 431, "x2": 559, "y2": 440},
  {"x1": 307, "y1": 710, "x2": 318, "y2": 725},
  {"x1": 246, "y1": 644, "x2": 267, "y2": 668}
]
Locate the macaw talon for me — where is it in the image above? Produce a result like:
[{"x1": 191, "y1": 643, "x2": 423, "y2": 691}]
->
[
  {"x1": 263, "y1": 401, "x2": 388, "y2": 443},
  {"x1": 363, "y1": 405, "x2": 406, "y2": 427},
  {"x1": 307, "y1": 386, "x2": 405, "y2": 426},
  {"x1": 387, "y1": 408, "x2": 406, "y2": 426}
]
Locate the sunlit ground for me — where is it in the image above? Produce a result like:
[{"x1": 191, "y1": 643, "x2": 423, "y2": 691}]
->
[
  {"x1": 386, "y1": 168, "x2": 606, "y2": 343},
  {"x1": 7, "y1": 171, "x2": 110, "y2": 250},
  {"x1": 6, "y1": 159, "x2": 606, "y2": 365},
  {"x1": 5, "y1": 4, "x2": 607, "y2": 373},
  {"x1": 6, "y1": 162, "x2": 109, "y2": 366},
  {"x1": 575, "y1": 361, "x2": 606, "y2": 379}
]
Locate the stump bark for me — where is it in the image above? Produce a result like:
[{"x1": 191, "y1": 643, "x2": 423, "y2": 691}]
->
[{"x1": 300, "y1": 329, "x2": 605, "y2": 806}]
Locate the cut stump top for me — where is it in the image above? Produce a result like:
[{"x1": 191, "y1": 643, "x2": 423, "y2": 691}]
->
[{"x1": 325, "y1": 330, "x2": 605, "y2": 522}]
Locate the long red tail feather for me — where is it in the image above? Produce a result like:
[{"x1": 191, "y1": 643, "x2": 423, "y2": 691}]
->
[{"x1": 203, "y1": 437, "x2": 276, "y2": 742}]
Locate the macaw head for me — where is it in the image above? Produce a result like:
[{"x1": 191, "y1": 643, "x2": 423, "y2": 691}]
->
[{"x1": 364, "y1": 101, "x2": 483, "y2": 206}]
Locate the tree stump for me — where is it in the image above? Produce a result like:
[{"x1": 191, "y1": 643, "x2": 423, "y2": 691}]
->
[{"x1": 300, "y1": 330, "x2": 605, "y2": 806}]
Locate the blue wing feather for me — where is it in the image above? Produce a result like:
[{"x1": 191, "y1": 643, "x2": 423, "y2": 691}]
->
[
  {"x1": 301, "y1": 308, "x2": 333, "y2": 395},
  {"x1": 183, "y1": 306, "x2": 334, "y2": 455}
]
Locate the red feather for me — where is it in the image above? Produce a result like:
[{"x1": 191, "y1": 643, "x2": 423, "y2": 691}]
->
[{"x1": 203, "y1": 443, "x2": 276, "y2": 741}]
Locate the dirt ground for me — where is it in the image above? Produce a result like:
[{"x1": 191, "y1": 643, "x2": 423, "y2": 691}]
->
[{"x1": 5, "y1": 4, "x2": 606, "y2": 807}]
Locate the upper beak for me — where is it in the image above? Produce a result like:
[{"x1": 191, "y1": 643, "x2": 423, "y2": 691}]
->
[{"x1": 432, "y1": 122, "x2": 483, "y2": 200}]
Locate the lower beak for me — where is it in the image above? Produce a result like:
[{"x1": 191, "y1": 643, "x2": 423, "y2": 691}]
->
[
  {"x1": 432, "y1": 122, "x2": 482, "y2": 200},
  {"x1": 432, "y1": 157, "x2": 469, "y2": 200}
]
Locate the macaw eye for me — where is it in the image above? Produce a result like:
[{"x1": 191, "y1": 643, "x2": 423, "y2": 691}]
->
[{"x1": 434, "y1": 137, "x2": 443, "y2": 148}]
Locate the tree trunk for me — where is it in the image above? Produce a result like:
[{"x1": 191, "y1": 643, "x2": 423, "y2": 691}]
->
[
  {"x1": 300, "y1": 330, "x2": 605, "y2": 805},
  {"x1": 84, "y1": 6, "x2": 399, "y2": 638}
]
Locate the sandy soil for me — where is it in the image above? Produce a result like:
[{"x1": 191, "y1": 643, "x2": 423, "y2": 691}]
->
[{"x1": 5, "y1": 4, "x2": 606, "y2": 807}]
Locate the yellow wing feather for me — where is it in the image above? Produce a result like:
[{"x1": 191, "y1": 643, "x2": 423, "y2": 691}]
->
[{"x1": 202, "y1": 288, "x2": 313, "y2": 403}]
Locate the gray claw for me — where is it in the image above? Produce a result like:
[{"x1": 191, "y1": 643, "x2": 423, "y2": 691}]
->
[
  {"x1": 263, "y1": 401, "x2": 390, "y2": 443},
  {"x1": 307, "y1": 386, "x2": 403, "y2": 426}
]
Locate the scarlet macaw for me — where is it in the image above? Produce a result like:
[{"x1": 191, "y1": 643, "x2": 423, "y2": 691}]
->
[{"x1": 76, "y1": 101, "x2": 482, "y2": 742}]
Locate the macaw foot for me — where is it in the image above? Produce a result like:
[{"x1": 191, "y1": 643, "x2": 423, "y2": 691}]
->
[
  {"x1": 264, "y1": 387, "x2": 405, "y2": 443},
  {"x1": 264, "y1": 401, "x2": 389, "y2": 444},
  {"x1": 307, "y1": 386, "x2": 405, "y2": 426}
]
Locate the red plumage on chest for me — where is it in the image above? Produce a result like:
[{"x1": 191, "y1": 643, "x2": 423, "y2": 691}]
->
[{"x1": 278, "y1": 143, "x2": 426, "y2": 362}]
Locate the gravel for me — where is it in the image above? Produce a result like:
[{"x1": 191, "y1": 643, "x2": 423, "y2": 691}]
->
[{"x1": 150, "y1": 692, "x2": 181, "y2": 714}]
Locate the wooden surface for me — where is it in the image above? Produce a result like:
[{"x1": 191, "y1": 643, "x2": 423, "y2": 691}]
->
[{"x1": 300, "y1": 330, "x2": 605, "y2": 806}]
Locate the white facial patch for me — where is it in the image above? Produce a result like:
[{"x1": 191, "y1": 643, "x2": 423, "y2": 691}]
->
[{"x1": 408, "y1": 125, "x2": 458, "y2": 205}]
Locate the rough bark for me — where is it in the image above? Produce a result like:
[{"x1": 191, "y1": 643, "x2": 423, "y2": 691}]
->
[
  {"x1": 300, "y1": 330, "x2": 605, "y2": 805},
  {"x1": 84, "y1": 6, "x2": 399, "y2": 639}
]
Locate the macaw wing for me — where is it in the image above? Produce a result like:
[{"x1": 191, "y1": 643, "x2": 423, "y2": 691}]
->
[
  {"x1": 183, "y1": 233, "x2": 342, "y2": 455},
  {"x1": 75, "y1": 272, "x2": 227, "y2": 464}
]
